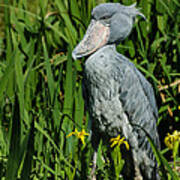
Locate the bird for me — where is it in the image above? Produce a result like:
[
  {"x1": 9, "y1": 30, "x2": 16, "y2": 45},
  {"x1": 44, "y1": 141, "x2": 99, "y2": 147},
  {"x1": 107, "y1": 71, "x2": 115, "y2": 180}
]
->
[{"x1": 72, "y1": 3, "x2": 160, "y2": 180}]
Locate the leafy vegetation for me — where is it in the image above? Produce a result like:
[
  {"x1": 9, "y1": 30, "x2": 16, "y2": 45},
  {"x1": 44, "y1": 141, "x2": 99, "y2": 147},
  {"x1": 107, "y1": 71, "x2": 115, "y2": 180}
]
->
[{"x1": 0, "y1": 0, "x2": 179, "y2": 179}]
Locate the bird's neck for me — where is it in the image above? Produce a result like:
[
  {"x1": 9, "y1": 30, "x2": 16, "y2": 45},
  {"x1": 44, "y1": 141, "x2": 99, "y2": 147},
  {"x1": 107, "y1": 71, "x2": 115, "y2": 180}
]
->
[
  {"x1": 88, "y1": 44, "x2": 117, "y2": 59},
  {"x1": 85, "y1": 44, "x2": 118, "y2": 69},
  {"x1": 100, "y1": 44, "x2": 116, "y2": 52}
]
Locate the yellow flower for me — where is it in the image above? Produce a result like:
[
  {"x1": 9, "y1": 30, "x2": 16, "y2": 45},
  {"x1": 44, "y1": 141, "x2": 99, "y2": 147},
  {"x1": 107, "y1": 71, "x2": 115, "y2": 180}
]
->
[
  {"x1": 110, "y1": 135, "x2": 129, "y2": 150},
  {"x1": 164, "y1": 130, "x2": 180, "y2": 149},
  {"x1": 67, "y1": 128, "x2": 89, "y2": 145},
  {"x1": 178, "y1": 106, "x2": 180, "y2": 110}
]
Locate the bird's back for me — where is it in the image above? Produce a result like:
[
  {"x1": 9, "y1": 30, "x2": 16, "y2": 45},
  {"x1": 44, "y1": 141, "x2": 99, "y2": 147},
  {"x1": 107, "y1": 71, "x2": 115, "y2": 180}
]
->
[{"x1": 83, "y1": 45, "x2": 160, "y2": 179}]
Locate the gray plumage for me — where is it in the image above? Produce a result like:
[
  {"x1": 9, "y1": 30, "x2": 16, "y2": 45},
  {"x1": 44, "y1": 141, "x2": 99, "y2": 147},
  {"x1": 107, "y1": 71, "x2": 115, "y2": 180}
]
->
[{"x1": 72, "y1": 3, "x2": 160, "y2": 180}]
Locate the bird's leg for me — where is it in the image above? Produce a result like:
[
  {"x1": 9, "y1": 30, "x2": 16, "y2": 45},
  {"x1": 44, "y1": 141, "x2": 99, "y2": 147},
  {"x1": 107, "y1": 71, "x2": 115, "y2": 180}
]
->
[
  {"x1": 134, "y1": 160, "x2": 143, "y2": 180},
  {"x1": 90, "y1": 151, "x2": 97, "y2": 180}
]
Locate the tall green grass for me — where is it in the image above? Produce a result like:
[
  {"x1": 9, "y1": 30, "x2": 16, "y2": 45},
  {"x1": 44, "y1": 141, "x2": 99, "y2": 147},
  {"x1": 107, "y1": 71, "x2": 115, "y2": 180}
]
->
[{"x1": 0, "y1": 0, "x2": 179, "y2": 179}]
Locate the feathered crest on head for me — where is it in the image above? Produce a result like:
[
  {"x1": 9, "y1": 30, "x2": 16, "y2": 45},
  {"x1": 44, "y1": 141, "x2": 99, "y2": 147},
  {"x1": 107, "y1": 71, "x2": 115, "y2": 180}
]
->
[{"x1": 122, "y1": 2, "x2": 146, "y2": 20}]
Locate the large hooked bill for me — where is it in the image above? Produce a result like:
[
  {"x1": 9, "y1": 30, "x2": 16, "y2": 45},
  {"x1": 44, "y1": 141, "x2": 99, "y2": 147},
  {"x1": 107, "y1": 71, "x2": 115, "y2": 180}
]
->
[{"x1": 72, "y1": 20, "x2": 110, "y2": 60}]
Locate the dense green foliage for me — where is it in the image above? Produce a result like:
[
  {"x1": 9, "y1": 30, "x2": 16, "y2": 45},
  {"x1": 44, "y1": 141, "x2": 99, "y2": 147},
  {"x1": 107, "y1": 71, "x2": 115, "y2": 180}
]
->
[{"x1": 0, "y1": 0, "x2": 179, "y2": 179}]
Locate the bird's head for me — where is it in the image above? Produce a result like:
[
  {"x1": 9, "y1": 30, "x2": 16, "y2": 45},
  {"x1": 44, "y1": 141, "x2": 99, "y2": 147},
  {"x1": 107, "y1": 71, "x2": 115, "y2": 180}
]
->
[{"x1": 72, "y1": 3, "x2": 145, "y2": 60}]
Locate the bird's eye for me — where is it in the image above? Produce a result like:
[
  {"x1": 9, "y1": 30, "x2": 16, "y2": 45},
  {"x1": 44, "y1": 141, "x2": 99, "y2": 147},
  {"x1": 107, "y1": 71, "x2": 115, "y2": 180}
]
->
[
  {"x1": 100, "y1": 16, "x2": 110, "y2": 26},
  {"x1": 101, "y1": 16, "x2": 110, "y2": 20}
]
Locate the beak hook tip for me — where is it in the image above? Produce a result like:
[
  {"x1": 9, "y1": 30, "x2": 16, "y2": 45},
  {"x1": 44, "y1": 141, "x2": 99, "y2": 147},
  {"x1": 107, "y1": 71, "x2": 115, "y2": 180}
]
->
[{"x1": 72, "y1": 50, "x2": 77, "y2": 60}]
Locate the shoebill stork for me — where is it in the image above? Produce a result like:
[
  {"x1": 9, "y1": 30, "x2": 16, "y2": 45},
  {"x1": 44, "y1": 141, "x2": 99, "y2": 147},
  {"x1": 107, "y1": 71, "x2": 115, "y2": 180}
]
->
[{"x1": 72, "y1": 3, "x2": 160, "y2": 180}]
